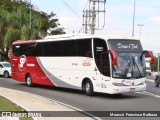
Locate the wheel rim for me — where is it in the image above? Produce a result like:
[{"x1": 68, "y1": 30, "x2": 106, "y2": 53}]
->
[
  {"x1": 4, "y1": 72, "x2": 9, "y2": 78},
  {"x1": 27, "y1": 77, "x2": 31, "y2": 85},
  {"x1": 86, "y1": 83, "x2": 90, "y2": 93}
]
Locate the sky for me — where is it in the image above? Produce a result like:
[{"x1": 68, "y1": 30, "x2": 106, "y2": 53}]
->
[{"x1": 29, "y1": 0, "x2": 160, "y2": 53}]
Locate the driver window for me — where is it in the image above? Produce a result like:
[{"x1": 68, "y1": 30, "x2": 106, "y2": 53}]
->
[{"x1": 94, "y1": 39, "x2": 110, "y2": 76}]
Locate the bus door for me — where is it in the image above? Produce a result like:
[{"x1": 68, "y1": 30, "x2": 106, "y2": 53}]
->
[
  {"x1": 12, "y1": 44, "x2": 21, "y2": 80},
  {"x1": 94, "y1": 38, "x2": 110, "y2": 77}
]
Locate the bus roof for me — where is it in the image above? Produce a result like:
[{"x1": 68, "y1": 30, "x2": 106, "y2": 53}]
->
[
  {"x1": 12, "y1": 40, "x2": 38, "y2": 45},
  {"x1": 43, "y1": 34, "x2": 139, "y2": 41},
  {"x1": 12, "y1": 34, "x2": 140, "y2": 45}
]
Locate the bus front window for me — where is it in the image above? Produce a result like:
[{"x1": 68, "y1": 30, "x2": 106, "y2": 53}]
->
[{"x1": 112, "y1": 53, "x2": 146, "y2": 79}]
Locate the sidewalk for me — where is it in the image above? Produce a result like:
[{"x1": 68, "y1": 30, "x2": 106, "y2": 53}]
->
[{"x1": 0, "y1": 87, "x2": 93, "y2": 120}]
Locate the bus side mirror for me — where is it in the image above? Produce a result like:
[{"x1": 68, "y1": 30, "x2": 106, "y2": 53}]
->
[
  {"x1": 109, "y1": 50, "x2": 117, "y2": 65},
  {"x1": 144, "y1": 50, "x2": 155, "y2": 64}
]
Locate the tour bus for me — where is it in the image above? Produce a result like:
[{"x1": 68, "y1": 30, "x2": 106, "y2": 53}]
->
[{"x1": 11, "y1": 34, "x2": 154, "y2": 95}]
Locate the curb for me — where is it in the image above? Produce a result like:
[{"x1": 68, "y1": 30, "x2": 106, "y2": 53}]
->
[{"x1": 0, "y1": 87, "x2": 98, "y2": 120}]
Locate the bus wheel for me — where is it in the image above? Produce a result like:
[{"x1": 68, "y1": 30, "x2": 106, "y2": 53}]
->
[
  {"x1": 26, "y1": 74, "x2": 33, "y2": 87},
  {"x1": 83, "y1": 80, "x2": 94, "y2": 96}
]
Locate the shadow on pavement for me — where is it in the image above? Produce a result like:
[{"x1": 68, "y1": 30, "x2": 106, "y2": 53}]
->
[{"x1": 17, "y1": 83, "x2": 143, "y2": 100}]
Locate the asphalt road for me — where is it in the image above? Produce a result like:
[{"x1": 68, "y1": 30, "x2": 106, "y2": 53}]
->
[
  {"x1": 146, "y1": 75, "x2": 160, "y2": 96},
  {"x1": 0, "y1": 77, "x2": 160, "y2": 120}
]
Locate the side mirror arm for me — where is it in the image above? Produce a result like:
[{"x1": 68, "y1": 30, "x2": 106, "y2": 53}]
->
[
  {"x1": 144, "y1": 50, "x2": 155, "y2": 64},
  {"x1": 109, "y1": 50, "x2": 117, "y2": 65}
]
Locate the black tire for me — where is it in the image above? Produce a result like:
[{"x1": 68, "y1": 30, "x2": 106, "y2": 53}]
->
[
  {"x1": 114, "y1": 93, "x2": 122, "y2": 97},
  {"x1": 4, "y1": 71, "x2": 9, "y2": 78},
  {"x1": 155, "y1": 78, "x2": 159, "y2": 87},
  {"x1": 83, "y1": 80, "x2": 94, "y2": 96},
  {"x1": 26, "y1": 74, "x2": 33, "y2": 87}
]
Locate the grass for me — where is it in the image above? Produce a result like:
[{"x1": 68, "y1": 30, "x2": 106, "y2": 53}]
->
[{"x1": 0, "y1": 96, "x2": 32, "y2": 120}]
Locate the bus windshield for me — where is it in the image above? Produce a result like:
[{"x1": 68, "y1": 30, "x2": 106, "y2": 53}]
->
[
  {"x1": 112, "y1": 52, "x2": 146, "y2": 79},
  {"x1": 108, "y1": 39, "x2": 146, "y2": 79}
]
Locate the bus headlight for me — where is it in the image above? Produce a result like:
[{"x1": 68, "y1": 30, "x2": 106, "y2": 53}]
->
[
  {"x1": 138, "y1": 81, "x2": 146, "y2": 85},
  {"x1": 112, "y1": 82, "x2": 128, "y2": 86},
  {"x1": 113, "y1": 81, "x2": 146, "y2": 86}
]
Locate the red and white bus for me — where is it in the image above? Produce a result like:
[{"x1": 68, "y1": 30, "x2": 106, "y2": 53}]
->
[{"x1": 11, "y1": 34, "x2": 154, "y2": 95}]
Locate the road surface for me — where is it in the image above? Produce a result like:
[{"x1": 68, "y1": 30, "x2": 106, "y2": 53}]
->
[{"x1": 0, "y1": 77, "x2": 160, "y2": 120}]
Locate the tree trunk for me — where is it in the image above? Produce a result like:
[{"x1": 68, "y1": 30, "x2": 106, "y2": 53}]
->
[{"x1": 0, "y1": 47, "x2": 10, "y2": 61}]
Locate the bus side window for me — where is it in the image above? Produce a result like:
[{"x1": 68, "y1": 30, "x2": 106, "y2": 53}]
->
[
  {"x1": 62, "y1": 40, "x2": 76, "y2": 56},
  {"x1": 37, "y1": 43, "x2": 45, "y2": 56},
  {"x1": 13, "y1": 45, "x2": 21, "y2": 56},
  {"x1": 84, "y1": 49, "x2": 92, "y2": 58},
  {"x1": 19, "y1": 43, "x2": 36, "y2": 56},
  {"x1": 77, "y1": 39, "x2": 92, "y2": 58}
]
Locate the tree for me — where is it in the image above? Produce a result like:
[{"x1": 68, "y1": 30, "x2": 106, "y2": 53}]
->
[
  {"x1": 0, "y1": 0, "x2": 65, "y2": 60},
  {"x1": 151, "y1": 57, "x2": 158, "y2": 72}
]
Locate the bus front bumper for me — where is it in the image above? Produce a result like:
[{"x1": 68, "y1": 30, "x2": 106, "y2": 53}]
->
[{"x1": 111, "y1": 84, "x2": 146, "y2": 94}]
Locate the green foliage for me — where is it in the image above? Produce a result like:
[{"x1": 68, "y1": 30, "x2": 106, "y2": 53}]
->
[
  {"x1": 0, "y1": 96, "x2": 21, "y2": 111},
  {"x1": 151, "y1": 57, "x2": 158, "y2": 72},
  {"x1": 0, "y1": 0, "x2": 65, "y2": 60},
  {"x1": 0, "y1": 96, "x2": 32, "y2": 120}
]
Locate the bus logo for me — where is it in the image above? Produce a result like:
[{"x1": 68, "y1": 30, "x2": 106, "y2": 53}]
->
[
  {"x1": 83, "y1": 60, "x2": 91, "y2": 66},
  {"x1": 18, "y1": 55, "x2": 26, "y2": 71}
]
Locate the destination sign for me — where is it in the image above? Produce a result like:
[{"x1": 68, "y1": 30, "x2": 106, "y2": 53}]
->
[{"x1": 108, "y1": 39, "x2": 143, "y2": 52}]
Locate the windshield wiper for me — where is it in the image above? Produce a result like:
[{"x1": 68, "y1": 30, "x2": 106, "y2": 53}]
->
[
  {"x1": 123, "y1": 61, "x2": 131, "y2": 78},
  {"x1": 132, "y1": 56, "x2": 142, "y2": 78},
  {"x1": 123, "y1": 56, "x2": 142, "y2": 79}
]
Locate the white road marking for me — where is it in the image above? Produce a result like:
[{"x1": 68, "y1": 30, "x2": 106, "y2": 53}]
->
[
  {"x1": 136, "y1": 91, "x2": 160, "y2": 98},
  {"x1": 136, "y1": 79, "x2": 160, "y2": 98}
]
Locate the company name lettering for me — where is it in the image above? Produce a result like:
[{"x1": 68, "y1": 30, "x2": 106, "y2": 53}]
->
[
  {"x1": 117, "y1": 43, "x2": 138, "y2": 49},
  {"x1": 83, "y1": 62, "x2": 91, "y2": 66}
]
